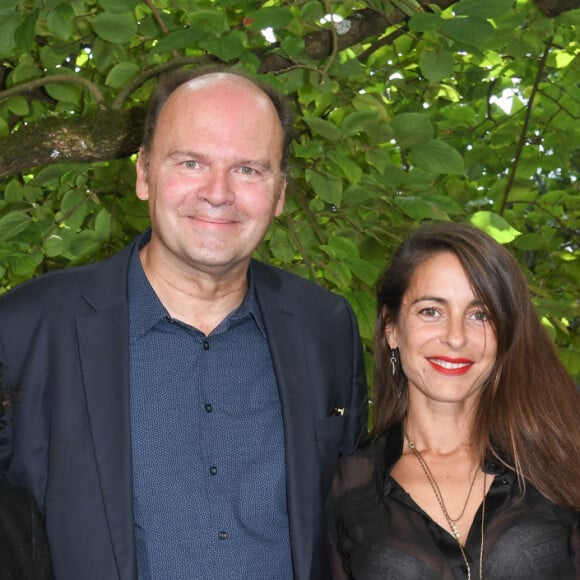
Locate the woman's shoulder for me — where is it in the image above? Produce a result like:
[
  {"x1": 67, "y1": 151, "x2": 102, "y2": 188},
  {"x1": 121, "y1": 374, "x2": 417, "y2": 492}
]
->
[{"x1": 333, "y1": 431, "x2": 397, "y2": 497}]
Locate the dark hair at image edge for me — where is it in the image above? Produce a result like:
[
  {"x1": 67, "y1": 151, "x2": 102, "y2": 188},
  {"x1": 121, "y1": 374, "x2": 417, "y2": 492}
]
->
[
  {"x1": 141, "y1": 65, "x2": 295, "y2": 173},
  {"x1": 0, "y1": 364, "x2": 14, "y2": 433},
  {"x1": 373, "y1": 222, "x2": 580, "y2": 510}
]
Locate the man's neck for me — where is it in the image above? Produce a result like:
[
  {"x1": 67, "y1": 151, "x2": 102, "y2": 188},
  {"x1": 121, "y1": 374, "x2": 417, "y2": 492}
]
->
[{"x1": 139, "y1": 245, "x2": 249, "y2": 334}]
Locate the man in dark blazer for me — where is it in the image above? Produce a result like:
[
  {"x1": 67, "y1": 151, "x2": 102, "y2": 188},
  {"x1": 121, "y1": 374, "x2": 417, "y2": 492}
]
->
[{"x1": 0, "y1": 69, "x2": 367, "y2": 579}]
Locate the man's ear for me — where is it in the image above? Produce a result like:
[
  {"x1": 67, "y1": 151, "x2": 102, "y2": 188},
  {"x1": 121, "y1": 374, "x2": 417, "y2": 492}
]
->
[
  {"x1": 274, "y1": 179, "x2": 286, "y2": 217},
  {"x1": 135, "y1": 149, "x2": 149, "y2": 201}
]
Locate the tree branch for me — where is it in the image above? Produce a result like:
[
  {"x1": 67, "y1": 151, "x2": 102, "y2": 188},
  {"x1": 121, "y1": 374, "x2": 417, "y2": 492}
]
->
[
  {"x1": 0, "y1": 0, "x2": 576, "y2": 177},
  {"x1": 498, "y1": 36, "x2": 553, "y2": 215},
  {"x1": 0, "y1": 74, "x2": 105, "y2": 106}
]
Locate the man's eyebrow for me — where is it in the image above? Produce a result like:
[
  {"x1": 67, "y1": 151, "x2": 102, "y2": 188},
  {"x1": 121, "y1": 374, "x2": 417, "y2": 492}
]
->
[
  {"x1": 167, "y1": 150, "x2": 273, "y2": 171},
  {"x1": 167, "y1": 149, "x2": 202, "y2": 160}
]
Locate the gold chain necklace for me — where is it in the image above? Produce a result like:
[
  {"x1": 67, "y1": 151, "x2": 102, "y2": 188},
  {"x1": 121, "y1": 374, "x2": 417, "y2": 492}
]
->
[
  {"x1": 406, "y1": 434, "x2": 486, "y2": 580},
  {"x1": 448, "y1": 463, "x2": 479, "y2": 524}
]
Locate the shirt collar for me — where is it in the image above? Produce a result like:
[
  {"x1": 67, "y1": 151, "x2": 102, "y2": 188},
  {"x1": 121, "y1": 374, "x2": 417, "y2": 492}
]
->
[{"x1": 128, "y1": 231, "x2": 266, "y2": 338}]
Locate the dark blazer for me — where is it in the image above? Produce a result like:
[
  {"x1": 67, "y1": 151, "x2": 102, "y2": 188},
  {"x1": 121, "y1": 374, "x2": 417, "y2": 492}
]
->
[
  {"x1": 0, "y1": 236, "x2": 367, "y2": 580},
  {"x1": 0, "y1": 478, "x2": 53, "y2": 579}
]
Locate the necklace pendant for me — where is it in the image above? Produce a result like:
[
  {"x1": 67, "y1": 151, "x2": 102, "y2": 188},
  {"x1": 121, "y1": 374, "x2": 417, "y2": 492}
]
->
[{"x1": 451, "y1": 523, "x2": 460, "y2": 540}]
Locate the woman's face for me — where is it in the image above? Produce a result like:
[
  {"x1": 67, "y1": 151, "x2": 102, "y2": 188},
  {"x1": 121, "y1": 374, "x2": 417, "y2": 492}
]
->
[{"x1": 385, "y1": 251, "x2": 497, "y2": 407}]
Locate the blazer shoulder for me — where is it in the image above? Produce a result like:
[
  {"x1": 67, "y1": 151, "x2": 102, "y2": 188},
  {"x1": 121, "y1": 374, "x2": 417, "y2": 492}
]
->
[
  {"x1": 0, "y1": 238, "x2": 137, "y2": 314},
  {"x1": 251, "y1": 259, "x2": 349, "y2": 305}
]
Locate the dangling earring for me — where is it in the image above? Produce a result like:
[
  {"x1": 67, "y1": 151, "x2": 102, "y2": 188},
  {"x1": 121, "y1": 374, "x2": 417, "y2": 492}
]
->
[{"x1": 390, "y1": 348, "x2": 398, "y2": 377}]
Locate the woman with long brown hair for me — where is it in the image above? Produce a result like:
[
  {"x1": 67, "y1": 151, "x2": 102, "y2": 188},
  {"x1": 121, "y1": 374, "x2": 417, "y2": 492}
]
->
[{"x1": 328, "y1": 222, "x2": 579, "y2": 579}]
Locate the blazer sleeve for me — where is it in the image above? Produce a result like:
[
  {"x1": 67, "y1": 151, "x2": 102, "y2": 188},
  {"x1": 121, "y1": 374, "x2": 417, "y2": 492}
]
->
[{"x1": 342, "y1": 300, "x2": 368, "y2": 455}]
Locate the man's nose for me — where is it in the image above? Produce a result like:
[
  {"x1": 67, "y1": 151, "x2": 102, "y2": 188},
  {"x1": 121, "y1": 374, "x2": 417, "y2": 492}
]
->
[{"x1": 197, "y1": 168, "x2": 234, "y2": 206}]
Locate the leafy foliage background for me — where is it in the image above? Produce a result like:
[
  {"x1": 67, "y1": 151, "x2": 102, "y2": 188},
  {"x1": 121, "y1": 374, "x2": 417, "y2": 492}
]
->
[{"x1": 0, "y1": 0, "x2": 579, "y2": 379}]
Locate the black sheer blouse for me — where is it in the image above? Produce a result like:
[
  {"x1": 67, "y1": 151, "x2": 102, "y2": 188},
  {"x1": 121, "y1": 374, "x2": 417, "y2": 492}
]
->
[
  {"x1": 0, "y1": 478, "x2": 53, "y2": 579},
  {"x1": 327, "y1": 425, "x2": 579, "y2": 579}
]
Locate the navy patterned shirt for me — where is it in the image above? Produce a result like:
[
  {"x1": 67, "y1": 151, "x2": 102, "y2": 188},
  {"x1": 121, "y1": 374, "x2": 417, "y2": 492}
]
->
[{"x1": 128, "y1": 234, "x2": 293, "y2": 579}]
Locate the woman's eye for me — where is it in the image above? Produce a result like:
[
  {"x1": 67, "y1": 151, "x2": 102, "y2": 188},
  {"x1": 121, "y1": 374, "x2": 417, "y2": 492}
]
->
[
  {"x1": 420, "y1": 307, "x2": 440, "y2": 318},
  {"x1": 472, "y1": 310, "x2": 490, "y2": 321}
]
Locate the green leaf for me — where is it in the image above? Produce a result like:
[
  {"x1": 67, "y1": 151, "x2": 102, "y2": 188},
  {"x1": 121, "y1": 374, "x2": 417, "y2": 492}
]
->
[
  {"x1": 513, "y1": 233, "x2": 551, "y2": 251},
  {"x1": 14, "y1": 9, "x2": 38, "y2": 49},
  {"x1": 441, "y1": 17, "x2": 495, "y2": 48},
  {"x1": 269, "y1": 229, "x2": 294, "y2": 263},
  {"x1": 0, "y1": 211, "x2": 31, "y2": 242},
  {"x1": 245, "y1": 7, "x2": 294, "y2": 30},
  {"x1": 7, "y1": 96, "x2": 29, "y2": 116},
  {"x1": 10, "y1": 62, "x2": 42, "y2": 84},
  {"x1": 304, "y1": 117, "x2": 341, "y2": 141},
  {"x1": 47, "y1": 3, "x2": 75, "y2": 41},
  {"x1": 345, "y1": 290, "x2": 376, "y2": 341},
  {"x1": 94, "y1": 208, "x2": 112, "y2": 240},
  {"x1": 453, "y1": 0, "x2": 512, "y2": 19},
  {"x1": 391, "y1": 113, "x2": 434, "y2": 148},
  {"x1": 6, "y1": 251, "x2": 43, "y2": 277},
  {"x1": 4, "y1": 179, "x2": 23, "y2": 202},
  {"x1": 419, "y1": 48, "x2": 454, "y2": 83},
  {"x1": 345, "y1": 258, "x2": 381, "y2": 286},
  {"x1": 560, "y1": 348, "x2": 580, "y2": 380},
  {"x1": 423, "y1": 193, "x2": 464, "y2": 214},
  {"x1": 105, "y1": 62, "x2": 139, "y2": 88},
  {"x1": 393, "y1": 196, "x2": 450, "y2": 221},
  {"x1": 200, "y1": 32, "x2": 246, "y2": 61},
  {"x1": 469, "y1": 211, "x2": 522, "y2": 243},
  {"x1": 326, "y1": 151, "x2": 363, "y2": 184},
  {"x1": 98, "y1": 0, "x2": 137, "y2": 14},
  {"x1": 293, "y1": 141, "x2": 324, "y2": 159},
  {"x1": 408, "y1": 13, "x2": 440, "y2": 33},
  {"x1": 40, "y1": 43, "x2": 72, "y2": 68},
  {"x1": 63, "y1": 230, "x2": 101, "y2": 259},
  {"x1": 323, "y1": 261, "x2": 352, "y2": 289},
  {"x1": 59, "y1": 189, "x2": 91, "y2": 231},
  {"x1": 189, "y1": 9, "x2": 230, "y2": 34},
  {"x1": 44, "y1": 234, "x2": 66, "y2": 258},
  {"x1": 341, "y1": 110, "x2": 381, "y2": 136},
  {"x1": 91, "y1": 12, "x2": 137, "y2": 44},
  {"x1": 300, "y1": 1, "x2": 324, "y2": 21},
  {"x1": 306, "y1": 170, "x2": 343, "y2": 206},
  {"x1": 0, "y1": 13, "x2": 20, "y2": 57},
  {"x1": 44, "y1": 80, "x2": 81, "y2": 105},
  {"x1": 151, "y1": 29, "x2": 204, "y2": 54},
  {"x1": 327, "y1": 236, "x2": 360, "y2": 259},
  {"x1": 409, "y1": 140, "x2": 465, "y2": 175},
  {"x1": 281, "y1": 36, "x2": 305, "y2": 60}
]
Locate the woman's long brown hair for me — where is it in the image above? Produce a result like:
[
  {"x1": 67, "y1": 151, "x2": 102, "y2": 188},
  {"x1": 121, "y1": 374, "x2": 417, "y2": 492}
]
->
[{"x1": 373, "y1": 222, "x2": 580, "y2": 510}]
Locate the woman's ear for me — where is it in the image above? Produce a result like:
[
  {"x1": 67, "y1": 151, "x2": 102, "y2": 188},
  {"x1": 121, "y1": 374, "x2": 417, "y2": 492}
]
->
[{"x1": 384, "y1": 320, "x2": 399, "y2": 350}]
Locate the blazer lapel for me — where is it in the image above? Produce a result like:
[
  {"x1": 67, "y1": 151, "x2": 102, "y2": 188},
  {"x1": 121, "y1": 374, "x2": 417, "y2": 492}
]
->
[
  {"x1": 76, "y1": 246, "x2": 136, "y2": 580},
  {"x1": 253, "y1": 263, "x2": 316, "y2": 580}
]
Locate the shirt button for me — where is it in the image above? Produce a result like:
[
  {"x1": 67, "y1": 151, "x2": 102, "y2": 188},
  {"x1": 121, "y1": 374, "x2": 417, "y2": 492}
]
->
[
  {"x1": 218, "y1": 531, "x2": 228, "y2": 540},
  {"x1": 205, "y1": 403, "x2": 213, "y2": 413},
  {"x1": 209, "y1": 466, "x2": 218, "y2": 475},
  {"x1": 203, "y1": 340, "x2": 210, "y2": 350}
]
